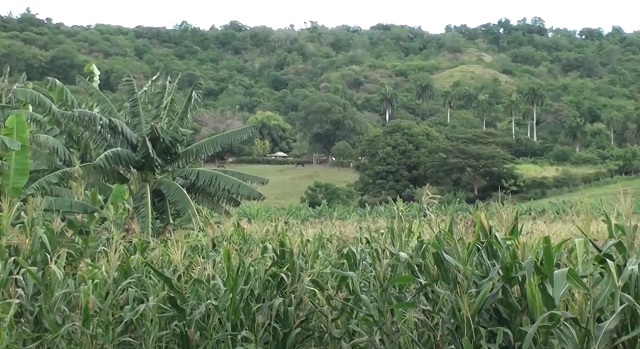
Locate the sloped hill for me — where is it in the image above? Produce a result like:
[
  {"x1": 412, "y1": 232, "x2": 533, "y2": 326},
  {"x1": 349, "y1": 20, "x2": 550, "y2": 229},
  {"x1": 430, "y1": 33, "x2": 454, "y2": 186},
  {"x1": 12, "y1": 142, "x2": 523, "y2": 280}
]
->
[{"x1": 433, "y1": 64, "x2": 513, "y2": 89}]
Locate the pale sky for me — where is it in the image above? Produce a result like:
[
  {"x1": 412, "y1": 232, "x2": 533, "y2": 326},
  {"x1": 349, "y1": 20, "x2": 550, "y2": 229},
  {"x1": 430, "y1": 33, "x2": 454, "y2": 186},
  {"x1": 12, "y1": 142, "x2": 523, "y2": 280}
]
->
[{"x1": 1, "y1": 0, "x2": 636, "y2": 33}]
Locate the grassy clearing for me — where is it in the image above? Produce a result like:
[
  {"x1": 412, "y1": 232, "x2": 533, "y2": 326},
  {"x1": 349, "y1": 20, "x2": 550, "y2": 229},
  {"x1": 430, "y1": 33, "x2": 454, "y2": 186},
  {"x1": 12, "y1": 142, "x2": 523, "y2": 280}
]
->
[
  {"x1": 220, "y1": 164, "x2": 358, "y2": 206},
  {"x1": 433, "y1": 64, "x2": 512, "y2": 89},
  {"x1": 3, "y1": 199, "x2": 640, "y2": 347},
  {"x1": 219, "y1": 163, "x2": 623, "y2": 207},
  {"x1": 514, "y1": 163, "x2": 603, "y2": 178},
  {"x1": 531, "y1": 177, "x2": 640, "y2": 205}
]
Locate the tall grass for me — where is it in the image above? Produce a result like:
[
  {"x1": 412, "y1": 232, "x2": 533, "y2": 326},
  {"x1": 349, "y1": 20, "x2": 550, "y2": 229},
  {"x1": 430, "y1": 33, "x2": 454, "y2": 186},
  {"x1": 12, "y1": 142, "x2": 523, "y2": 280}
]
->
[{"x1": 1, "y1": 199, "x2": 640, "y2": 348}]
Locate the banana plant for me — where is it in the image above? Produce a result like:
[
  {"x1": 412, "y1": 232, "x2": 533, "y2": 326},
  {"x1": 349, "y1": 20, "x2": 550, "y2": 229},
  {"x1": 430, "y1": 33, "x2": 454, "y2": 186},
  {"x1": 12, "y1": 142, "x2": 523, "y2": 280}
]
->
[{"x1": 0, "y1": 111, "x2": 30, "y2": 198}]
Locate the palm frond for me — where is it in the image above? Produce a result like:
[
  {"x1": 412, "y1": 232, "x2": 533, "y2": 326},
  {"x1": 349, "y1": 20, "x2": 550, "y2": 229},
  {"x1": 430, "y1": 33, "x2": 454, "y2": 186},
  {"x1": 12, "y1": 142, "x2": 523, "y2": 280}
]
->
[
  {"x1": 41, "y1": 197, "x2": 100, "y2": 214},
  {"x1": 44, "y1": 186, "x2": 75, "y2": 198},
  {"x1": 70, "y1": 109, "x2": 138, "y2": 148},
  {"x1": 172, "y1": 167, "x2": 265, "y2": 202},
  {"x1": 0, "y1": 134, "x2": 20, "y2": 152},
  {"x1": 190, "y1": 191, "x2": 234, "y2": 216},
  {"x1": 45, "y1": 77, "x2": 79, "y2": 110},
  {"x1": 0, "y1": 104, "x2": 12, "y2": 121},
  {"x1": 212, "y1": 168, "x2": 269, "y2": 186},
  {"x1": 30, "y1": 134, "x2": 73, "y2": 165},
  {"x1": 153, "y1": 178, "x2": 199, "y2": 225},
  {"x1": 24, "y1": 164, "x2": 92, "y2": 196},
  {"x1": 21, "y1": 110, "x2": 51, "y2": 130},
  {"x1": 93, "y1": 147, "x2": 137, "y2": 166},
  {"x1": 92, "y1": 148, "x2": 138, "y2": 183},
  {"x1": 12, "y1": 88, "x2": 59, "y2": 116},
  {"x1": 107, "y1": 117, "x2": 139, "y2": 147},
  {"x1": 121, "y1": 74, "x2": 149, "y2": 134},
  {"x1": 132, "y1": 183, "x2": 153, "y2": 234},
  {"x1": 176, "y1": 125, "x2": 255, "y2": 166},
  {"x1": 168, "y1": 78, "x2": 202, "y2": 131},
  {"x1": 30, "y1": 146, "x2": 65, "y2": 171},
  {"x1": 157, "y1": 75, "x2": 180, "y2": 127},
  {"x1": 75, "y1": 76, "x2": 122, "y2": 119}
]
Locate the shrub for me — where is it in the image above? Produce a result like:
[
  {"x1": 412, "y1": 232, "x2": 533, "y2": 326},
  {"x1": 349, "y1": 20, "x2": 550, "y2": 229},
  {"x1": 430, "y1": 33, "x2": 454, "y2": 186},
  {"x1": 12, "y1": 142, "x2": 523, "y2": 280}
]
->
[
  {"x1": 300, "y1": 181, "x2": 358, "y2": 208},
  {"x1": 330, "y1": 141, "x2": 355, "y2": 160}
]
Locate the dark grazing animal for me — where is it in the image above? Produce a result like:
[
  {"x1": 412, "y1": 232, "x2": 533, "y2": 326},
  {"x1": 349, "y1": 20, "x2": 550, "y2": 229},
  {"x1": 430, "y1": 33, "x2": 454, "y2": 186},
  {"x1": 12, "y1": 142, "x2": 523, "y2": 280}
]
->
[
  {"x1": 295, "y1": 162, "x2": 305, "y2": 167},
  {"x1": 216, "y1": 164, "x2": 226, "y2": 169}
]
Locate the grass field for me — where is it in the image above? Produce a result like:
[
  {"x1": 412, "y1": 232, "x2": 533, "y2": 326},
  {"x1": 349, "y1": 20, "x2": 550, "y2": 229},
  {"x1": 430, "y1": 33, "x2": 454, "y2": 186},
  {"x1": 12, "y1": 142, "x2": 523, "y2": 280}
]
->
[
  {"x1": 513, "y1": 163, "x2": 604, "y2": 177},
  {"x1": 223, "y1": 164, "x2": 358, "y2": 206},
  {"x1": 222, "y1": 163, "x2": 633, "y2": 207},
  {"x1": 531, "y1": 177, "x2": 640, "y2": 205}
]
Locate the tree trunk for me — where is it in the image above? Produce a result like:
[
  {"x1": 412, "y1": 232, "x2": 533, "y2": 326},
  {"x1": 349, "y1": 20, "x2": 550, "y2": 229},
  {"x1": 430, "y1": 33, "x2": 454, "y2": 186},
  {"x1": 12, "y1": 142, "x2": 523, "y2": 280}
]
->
[
  {"x1": 447, "y1": 107, "x2": 451, "y2": 123},
  {"x1": 483, "y1": 117, "x2": 486, "y2": 130},
  {"x1": 575, "y1": 141, "x2": 580, "y2": 153},
  {"x1": 533, "y1": 106, "x2": 538, "y2": 142},
  {"x1": 385, "y1": 108, "x2": 390, "y2": 123},
  {"x1": 512, "y1": 114, "x2": 515, "y2": 139},
  {"x1": 527, "y1": 122, "x2": 531, "y2": 138},
  {"x1": 610, "y1": 129, "x2": 614, "y2": 145}
]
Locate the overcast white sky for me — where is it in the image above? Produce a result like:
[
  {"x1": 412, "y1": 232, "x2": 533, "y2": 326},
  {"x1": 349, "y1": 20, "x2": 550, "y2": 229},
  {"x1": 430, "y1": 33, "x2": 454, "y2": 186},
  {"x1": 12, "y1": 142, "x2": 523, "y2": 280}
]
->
[{"x1": 1, "y1": 0, "x2": 636, "y2": 33}]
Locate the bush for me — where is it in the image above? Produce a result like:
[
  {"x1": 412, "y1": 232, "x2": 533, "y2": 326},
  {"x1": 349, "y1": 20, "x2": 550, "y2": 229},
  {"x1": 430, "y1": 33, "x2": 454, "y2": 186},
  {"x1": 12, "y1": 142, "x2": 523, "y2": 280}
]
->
[
  {"x1": 330, "y1": 141, "x2": 355, "y2": 160},
  {"x1": 546, "y1": 146, "x2": 574, "y2": 163},
  {"x1": 300, "y1": 181, "x2": 358, "y2": 208},
  {"x1": 513, "y1": 168, "x2": 616, "y2": 200}
]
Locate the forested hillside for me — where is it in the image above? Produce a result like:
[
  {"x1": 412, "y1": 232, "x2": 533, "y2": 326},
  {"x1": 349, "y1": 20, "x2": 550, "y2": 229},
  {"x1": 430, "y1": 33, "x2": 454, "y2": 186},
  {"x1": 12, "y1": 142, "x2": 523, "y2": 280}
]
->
[{"x1": 2, "y1": 11, "x2": 640, "y2": 147}]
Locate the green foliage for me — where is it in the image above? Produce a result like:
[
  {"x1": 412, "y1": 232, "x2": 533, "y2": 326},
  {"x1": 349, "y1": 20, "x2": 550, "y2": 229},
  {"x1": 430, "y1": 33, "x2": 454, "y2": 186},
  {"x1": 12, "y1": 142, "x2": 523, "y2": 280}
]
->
[
  {"x1": 0, "y1": 111, "x2": 30, "y2": 198},
  {"x1": 300, "y1": 181, "x2": 357, "y2": 208},
  {"x1": 3, "y1": 199, "x2": 640, "y2": 347},
  {"x1": 4, "y1": 13, "x2": 640, "y2": 205},
  {"x1": 246, "y1": 111, "x2": 293, "y2": 153},
  {"x1": 330, "y1": 140, "x2": 355, "y2": 160},
  {"x1": 355, "y1": 120, "x2": 443, "y2": 203}
]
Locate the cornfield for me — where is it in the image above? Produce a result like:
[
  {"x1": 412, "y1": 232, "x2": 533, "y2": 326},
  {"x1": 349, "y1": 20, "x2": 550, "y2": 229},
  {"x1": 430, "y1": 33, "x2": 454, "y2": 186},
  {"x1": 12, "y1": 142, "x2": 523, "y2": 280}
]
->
[{"x1": 1, "y1": 198, "x2": 640, "y2": 348}]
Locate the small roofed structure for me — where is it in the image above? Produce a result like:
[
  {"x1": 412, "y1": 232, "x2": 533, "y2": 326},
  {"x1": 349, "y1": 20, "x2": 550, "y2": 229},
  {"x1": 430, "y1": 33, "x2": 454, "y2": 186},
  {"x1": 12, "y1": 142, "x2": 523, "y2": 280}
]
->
[{"x1": 267, "y1": 151, "x2": 289, "y2": 158}]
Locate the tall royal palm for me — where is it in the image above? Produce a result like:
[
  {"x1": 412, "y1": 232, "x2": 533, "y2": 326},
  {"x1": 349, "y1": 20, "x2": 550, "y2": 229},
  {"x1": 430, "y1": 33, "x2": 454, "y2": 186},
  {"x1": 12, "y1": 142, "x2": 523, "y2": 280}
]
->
[
  {"x1": 378, "y1": 84, "x2": 398, "y2": 124},
  {"x1": 604, "y1": 113, "x2": 623, "y2": 146},
  {"x1": 523, "y1": 85, "x2": 546, "y2": 142},
  {"x1": 475, "y1": 93, "x2": 493, "y2": 130},
  {"x1": 504, "y1": 92, "x2": 523, "y2": 139},
  {"x1": 563, "y1": 116, "x2": 588, "y2": 153},
  {"x1": 415, "y1": 77, "x2": 435, "y2": 104},
  {"x1": 441, "y1": 89, "x2": 455, "y2": 124}
]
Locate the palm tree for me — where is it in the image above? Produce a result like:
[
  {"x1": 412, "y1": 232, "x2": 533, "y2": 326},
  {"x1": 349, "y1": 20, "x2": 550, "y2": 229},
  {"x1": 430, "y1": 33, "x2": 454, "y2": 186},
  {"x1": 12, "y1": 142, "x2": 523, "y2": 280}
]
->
[
  {"x1": 504, "y1": 92, "x2": 523, "y2": 139},
  {"x1": 475, "y1": 94, "x2": 493, "y2": 130},
  {"x1": 523, "y1": 85, "x2": 546, "y2": 142},
  {"x1": 22, "y1": 72, "x2": 269, "y2": 234},
  {"x1": 415, "y1": 77, "x2": 435, "y2": 104},
  {"x1": 563, "y1": 117, "x2": 588, "y2": 153},
  {"x1": 378, "y1": 84, "x2": 397, "y2": 124},
  {"x1": 441, "y1": 89, "x2": 455, "y2": 124},
  {"x1": 604, "y1": 113, "x2": 622, "y2": 146}
]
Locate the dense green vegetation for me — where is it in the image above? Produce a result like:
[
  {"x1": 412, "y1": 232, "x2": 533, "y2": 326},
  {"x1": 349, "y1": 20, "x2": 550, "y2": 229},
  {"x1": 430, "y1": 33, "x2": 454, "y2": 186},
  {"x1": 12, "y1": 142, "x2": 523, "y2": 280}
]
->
[
  {"x1": 2, "y1": 9, "x2": 640, "y2": 348},
  {"x1": 4, "y1": 10, "x2": 640, "y2": 204}
]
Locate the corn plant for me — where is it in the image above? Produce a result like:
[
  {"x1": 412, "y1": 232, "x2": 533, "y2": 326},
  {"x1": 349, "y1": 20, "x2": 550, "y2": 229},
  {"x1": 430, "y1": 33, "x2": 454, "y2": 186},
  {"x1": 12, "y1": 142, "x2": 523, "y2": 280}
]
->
[{"x1": 2, "y1": 203, "x2": 640, "y2": 348}]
